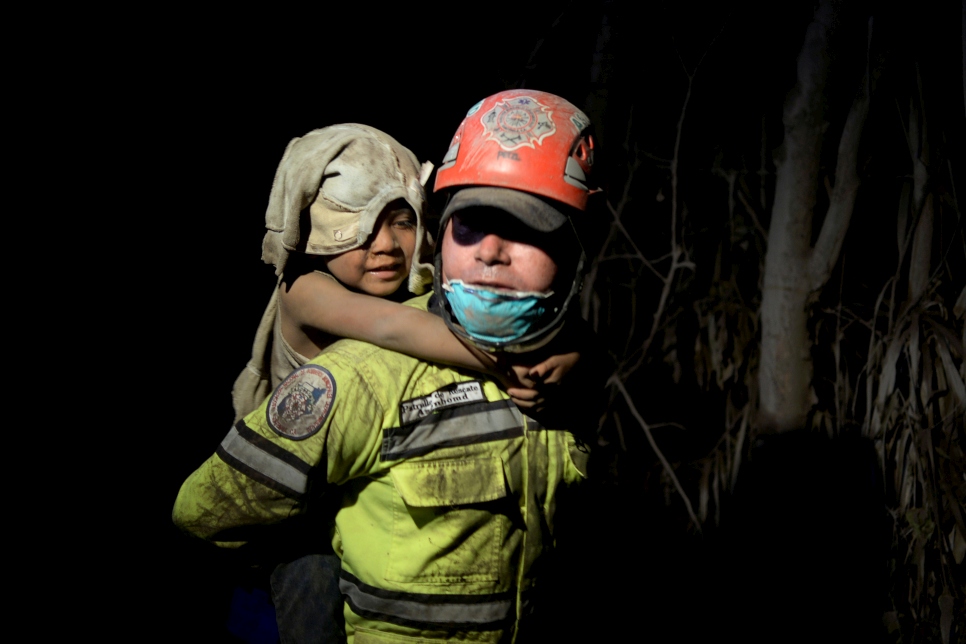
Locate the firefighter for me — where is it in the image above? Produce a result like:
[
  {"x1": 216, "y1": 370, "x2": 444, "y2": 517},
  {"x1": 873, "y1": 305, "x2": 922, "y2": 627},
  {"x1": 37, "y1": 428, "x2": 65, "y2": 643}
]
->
[{"x1": 174, "y1": 89, "x2": 600, "y2": 642}]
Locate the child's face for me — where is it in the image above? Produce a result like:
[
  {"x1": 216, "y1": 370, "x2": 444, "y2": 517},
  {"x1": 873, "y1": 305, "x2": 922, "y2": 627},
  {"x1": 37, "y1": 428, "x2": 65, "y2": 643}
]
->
[{"x1": 324, "y1": 201, "x2": 417, "y2": 297}]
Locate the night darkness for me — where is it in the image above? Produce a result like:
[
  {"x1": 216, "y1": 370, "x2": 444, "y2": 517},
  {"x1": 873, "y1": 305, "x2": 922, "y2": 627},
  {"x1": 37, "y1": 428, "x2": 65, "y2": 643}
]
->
[{"x1": 134, "y1": 3, "x2": 966, "y2": 642}]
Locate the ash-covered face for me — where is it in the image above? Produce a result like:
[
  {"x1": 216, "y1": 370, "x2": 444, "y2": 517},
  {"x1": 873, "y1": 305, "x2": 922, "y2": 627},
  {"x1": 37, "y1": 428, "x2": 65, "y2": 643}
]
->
[{"x1": 440, "y1": 208, "x2": 558, "y2": 294}]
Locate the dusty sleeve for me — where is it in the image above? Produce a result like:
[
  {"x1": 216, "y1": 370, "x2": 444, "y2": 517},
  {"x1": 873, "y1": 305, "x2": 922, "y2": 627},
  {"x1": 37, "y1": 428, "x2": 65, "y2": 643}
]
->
[{"x1": 172, "y1": 351, "x2": 385, "y2": 546}]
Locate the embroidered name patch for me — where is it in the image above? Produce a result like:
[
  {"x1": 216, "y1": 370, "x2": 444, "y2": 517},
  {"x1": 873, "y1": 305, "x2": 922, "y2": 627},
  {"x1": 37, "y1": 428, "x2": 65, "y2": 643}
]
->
[
  {"x1": 480, "y1": 96, "x2": 556, "y2": 150},
  {"x1": 399, "y1": 381, "x2": 485, "y2": 424},
  {"x1": 266, "y1": 365, "x2": 336, "y2": 440}
]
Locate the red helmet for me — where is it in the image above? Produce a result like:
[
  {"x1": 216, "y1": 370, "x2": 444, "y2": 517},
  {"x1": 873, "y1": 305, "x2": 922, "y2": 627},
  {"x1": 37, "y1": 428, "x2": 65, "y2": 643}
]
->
[{"x1": 434, "y1": 90, "x2": 596, "y2": 210}]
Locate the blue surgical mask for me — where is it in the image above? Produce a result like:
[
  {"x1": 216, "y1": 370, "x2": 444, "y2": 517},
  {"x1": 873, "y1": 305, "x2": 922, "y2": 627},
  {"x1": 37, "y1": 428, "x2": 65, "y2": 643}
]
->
[{"x1": 442, "y1": 280, "x2": 555, "y2": 344}]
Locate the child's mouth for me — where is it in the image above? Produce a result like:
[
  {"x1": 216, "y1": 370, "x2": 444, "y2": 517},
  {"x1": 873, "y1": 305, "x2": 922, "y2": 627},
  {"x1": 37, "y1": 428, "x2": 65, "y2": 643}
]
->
[{"x1": 367, "y1": 263, "x2": 402, "y2": 277}]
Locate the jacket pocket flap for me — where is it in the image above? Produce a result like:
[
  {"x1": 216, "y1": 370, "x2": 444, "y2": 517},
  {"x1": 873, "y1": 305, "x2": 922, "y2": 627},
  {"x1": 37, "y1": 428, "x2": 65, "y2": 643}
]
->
[{"x1": 391, "y1": 457, "x2": 507, "y2": 507}]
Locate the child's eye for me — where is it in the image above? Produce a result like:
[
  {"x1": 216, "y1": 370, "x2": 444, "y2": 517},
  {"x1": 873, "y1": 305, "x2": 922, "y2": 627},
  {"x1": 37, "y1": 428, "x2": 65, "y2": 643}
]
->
[{"x1": 394, "y1": 218, "x2": 417, "y2": 230}]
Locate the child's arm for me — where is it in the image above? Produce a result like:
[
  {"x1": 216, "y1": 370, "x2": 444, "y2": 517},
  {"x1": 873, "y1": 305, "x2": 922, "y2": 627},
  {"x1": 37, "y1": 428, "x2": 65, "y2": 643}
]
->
[{"x1": 279, "y1": 271, "x2": 509, "y2": 379}]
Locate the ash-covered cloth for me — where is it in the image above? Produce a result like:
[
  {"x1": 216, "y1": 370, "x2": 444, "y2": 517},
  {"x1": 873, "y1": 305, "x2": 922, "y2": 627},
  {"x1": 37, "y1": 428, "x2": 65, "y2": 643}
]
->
[
  {"x1": 232, "y1": 125, "x2": 434, "y2": 422},
  {"x1": 260, "y1": 123, "x2": 433, "y2": 293}
]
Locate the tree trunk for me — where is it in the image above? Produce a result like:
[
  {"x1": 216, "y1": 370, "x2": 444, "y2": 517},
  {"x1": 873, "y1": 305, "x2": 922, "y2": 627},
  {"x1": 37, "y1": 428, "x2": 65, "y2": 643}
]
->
[{"x1": 759, "y1": 0, "x2": 869, "y2": 432}]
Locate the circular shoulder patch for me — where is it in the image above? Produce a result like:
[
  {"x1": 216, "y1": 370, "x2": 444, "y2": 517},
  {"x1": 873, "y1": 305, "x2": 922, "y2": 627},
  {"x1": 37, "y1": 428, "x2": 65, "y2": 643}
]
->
[{"x1": 266, "y1": 365, "x2": 336, "y2": 440}]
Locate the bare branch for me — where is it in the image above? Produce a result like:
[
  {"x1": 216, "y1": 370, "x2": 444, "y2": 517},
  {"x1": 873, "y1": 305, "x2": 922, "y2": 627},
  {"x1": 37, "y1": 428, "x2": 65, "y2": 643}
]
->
[
  {"x1": 808, "y1": 17, "x2": 872, "y2": 291},
  {"x1": 730, "y1": 409, "x2": 748, "y2": 490},
  {"x1": 735, "y1": 186, "x2": 769, "y2": 238},
  {"x1": 521, "y1": 2, "x2": 573, "y2": 75},
  {"x1": 607, "y1": 203, "x2": 652, "y2": 264},
  {"x1": 649, "y1": 422, "x2": 688, "y2": 431},
  {"x1": 600, "y1": 254, "x2": 665, "y2": 281},
  {"x1": 641, "y1": 149, "x2": 672, "y2": 166},
  {"x1": 616, "y1": 60, "x2": 701, "y2": 376},
  {"x1": 667, "y1": 4, "x2": 730, "y2": 80},
  {"x1": 610, "y1": 375, "x2": 702, "y2": 532},
  {"x1": 620, "y1": 252, "x2": 690, "y2": 376}
]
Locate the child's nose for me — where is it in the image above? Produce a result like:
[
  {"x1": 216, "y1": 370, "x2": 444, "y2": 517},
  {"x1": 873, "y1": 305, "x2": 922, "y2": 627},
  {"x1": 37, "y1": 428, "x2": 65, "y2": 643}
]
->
[{"x1": 369, "y1": 224, "x2": 399, "y2": 254}]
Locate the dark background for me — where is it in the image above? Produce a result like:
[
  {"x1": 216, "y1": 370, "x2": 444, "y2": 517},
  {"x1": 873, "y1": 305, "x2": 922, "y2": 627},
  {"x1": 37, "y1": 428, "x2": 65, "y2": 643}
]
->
[{"x1": 134, "y1": 2, "x2": 964, "y2": 641}]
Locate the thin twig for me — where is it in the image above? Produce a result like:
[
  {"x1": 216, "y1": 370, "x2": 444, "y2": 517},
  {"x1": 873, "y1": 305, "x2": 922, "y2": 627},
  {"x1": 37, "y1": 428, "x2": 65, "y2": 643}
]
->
[
  {"x1": 735, "y1": 187, "x2": 769, "y2": 238},
  {"x1": 641, "y1": 149, "x2": 672, "y2": 166},
  {"x1": 611, "y1": 375, "x2": 702, "y2": 532}
]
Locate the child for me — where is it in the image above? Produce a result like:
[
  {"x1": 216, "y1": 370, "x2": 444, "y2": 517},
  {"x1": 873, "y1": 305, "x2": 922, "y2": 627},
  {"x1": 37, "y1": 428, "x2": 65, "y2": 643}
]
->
[
  {"x1": 232, "y1": 123, "x2": 576, "y2": 424},
  {"x1": 230, "y1": 123, "x2": 579, "y2": 642}
]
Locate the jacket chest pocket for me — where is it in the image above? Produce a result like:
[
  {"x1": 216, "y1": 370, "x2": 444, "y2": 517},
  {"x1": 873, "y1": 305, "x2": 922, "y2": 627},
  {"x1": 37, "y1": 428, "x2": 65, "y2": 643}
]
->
[{"x1": 386, "y1": 457, "x2": 507, "y2": 584}]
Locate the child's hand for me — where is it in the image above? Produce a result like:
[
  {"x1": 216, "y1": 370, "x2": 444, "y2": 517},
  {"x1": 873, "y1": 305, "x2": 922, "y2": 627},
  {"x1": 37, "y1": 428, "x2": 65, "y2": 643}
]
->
[
  {"x1": 505, "y1": 364, "x2": 539, "y2": 408},
  {"x1": 527, "y1": 352, "x2": 580, "y2": 384},
  {"x1": 506, "y1": 353, "x2": 580, "y2": 412}
]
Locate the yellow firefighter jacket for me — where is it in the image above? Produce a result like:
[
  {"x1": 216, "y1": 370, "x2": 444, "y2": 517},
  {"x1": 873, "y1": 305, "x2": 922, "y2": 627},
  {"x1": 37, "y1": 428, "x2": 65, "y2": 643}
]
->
[{"x1": 173, "y1": 295, "x2": 588, "y2": 643}]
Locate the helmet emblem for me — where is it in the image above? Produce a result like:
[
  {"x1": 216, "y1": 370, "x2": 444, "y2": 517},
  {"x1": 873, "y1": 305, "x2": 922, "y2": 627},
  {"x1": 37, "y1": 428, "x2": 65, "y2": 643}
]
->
[{"x1": 480, "y1": 96, "x2": 556, "y2": 151}]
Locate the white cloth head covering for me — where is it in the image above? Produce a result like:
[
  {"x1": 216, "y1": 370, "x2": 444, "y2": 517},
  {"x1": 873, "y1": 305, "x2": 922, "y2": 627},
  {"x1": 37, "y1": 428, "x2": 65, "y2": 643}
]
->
[{"x1": 261, "y1": 123, "x2": 433, "y2": 294}]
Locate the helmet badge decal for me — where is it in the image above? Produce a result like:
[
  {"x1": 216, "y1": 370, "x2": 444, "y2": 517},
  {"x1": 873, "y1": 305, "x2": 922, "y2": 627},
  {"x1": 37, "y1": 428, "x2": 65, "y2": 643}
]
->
[{"x1": 480, "y1": 96, "x2": 556, "y2": 151}]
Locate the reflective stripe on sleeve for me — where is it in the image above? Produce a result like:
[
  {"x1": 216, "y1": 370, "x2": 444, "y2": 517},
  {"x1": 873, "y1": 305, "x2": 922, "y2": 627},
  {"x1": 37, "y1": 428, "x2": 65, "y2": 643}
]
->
[
  {"x1": 382, "y1": 400, "x2": 524, "y2": 461},
  {"x1": 339, "y1": 571, "x2": 514, "y2": 631},
  {"x1": 216, "y1": 421, "x2": 312, "y2": 498}
]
